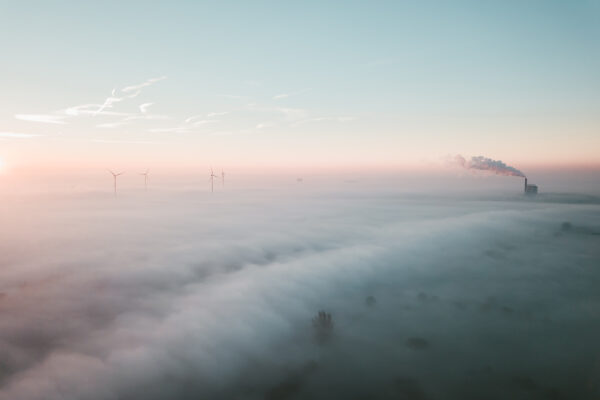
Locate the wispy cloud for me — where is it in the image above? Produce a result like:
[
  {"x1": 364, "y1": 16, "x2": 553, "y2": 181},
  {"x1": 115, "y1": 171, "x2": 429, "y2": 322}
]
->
[
  {"x1": 13, "y1": 78, "x2": 349, "y2": 138},
  {"x1": 96, "y1": 113, "x2": 169, "y2": 129},
  {"x1": 256, "y1": 122, "x2": 275, "y2": 129},
  {"x1": 95, "y1": 121, "x2": 129, "y2": 129},
  {"x1": 94, "y1": 88, "x2": 129, "y2": 115},
  {"x1": 14, "y1": 114, "x2": 66, "y2": 124},
  {"x1": 207, "y1": 111, "x2": 228, "y2": 117},
  {"x1": 65, "y1": 104, "x2": 131, "y2": 117},
  {"x1": 152, "y1": 112, "x2": 224, "y2": 134},
  {"x1": 124, "y1": 114, "x2": 169, "y2": 122},
  {"x1": 16, "y1": 77, "x2": 168, "y2": 133},
  {"x1": 94, "y1": 77, "x2": 163, "y2": 116},
  {"x1": 121, "y1": 76, "x2": 166, "y2": 93},
  {"x1": 184, "y1": 115, "x2": 204, "y2": 124},
  {"x1": 183, "y1": 115, "x2": 219, "y2": 125},
  {"x1": 192, "y1": 120, "x2": 218, "y2": 126},
  {"x1": 139, "y1": 103, "x2": 153, "y2": 113},
  {"x1": 16, "y1": 77, "x2": 169, "y2": 135},
  {"x1": 0, "y1": 131, "x2": 43, "y2": 138}
]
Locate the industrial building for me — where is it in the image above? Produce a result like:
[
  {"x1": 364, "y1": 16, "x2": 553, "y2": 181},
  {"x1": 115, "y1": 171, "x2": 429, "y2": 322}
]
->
[{"x1": 524, "y1": 178, "x2": 538, "y2": 195}]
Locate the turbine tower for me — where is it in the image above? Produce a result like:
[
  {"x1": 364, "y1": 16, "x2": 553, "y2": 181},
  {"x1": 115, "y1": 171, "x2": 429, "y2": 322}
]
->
[
  {"x1": 210, "y1": 168, "x2": 218, "y2": 193},
  {"x1": 140, "y1": 169, "x2": 149, "y2": 191},
  {"x1": 108, "y1": 170, "x2": 124, "y2": 196},
  {"x1": 221, "y1": 169, "x2": 225, "y2": 187}
]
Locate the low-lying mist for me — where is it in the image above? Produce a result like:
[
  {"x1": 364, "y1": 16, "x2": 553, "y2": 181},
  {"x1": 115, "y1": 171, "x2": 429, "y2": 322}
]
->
[{"x1": 0, "y1": 179, "x2": 599, "y2": 399}]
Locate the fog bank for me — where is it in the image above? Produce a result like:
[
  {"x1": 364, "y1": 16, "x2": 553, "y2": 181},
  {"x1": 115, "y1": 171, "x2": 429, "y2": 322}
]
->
[{"x1": 0, "y1": 184, "x2": 599, "y2": 399}]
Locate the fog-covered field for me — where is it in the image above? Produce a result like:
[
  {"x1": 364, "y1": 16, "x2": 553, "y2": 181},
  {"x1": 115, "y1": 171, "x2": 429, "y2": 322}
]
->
[{"x1": 1, "y1": 182, "x2": 599, "y2": 399}]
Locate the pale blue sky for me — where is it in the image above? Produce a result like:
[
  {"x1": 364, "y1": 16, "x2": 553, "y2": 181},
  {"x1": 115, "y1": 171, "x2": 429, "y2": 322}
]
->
[{"x1": 1, "y1": 0, "x2": 599, "y2": 169}]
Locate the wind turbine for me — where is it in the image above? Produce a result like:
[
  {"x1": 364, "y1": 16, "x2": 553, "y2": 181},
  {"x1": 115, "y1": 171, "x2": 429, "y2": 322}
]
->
[
  {"x1": 140, "y1": 169, "x2": 149, "y2": 191},
  {"x1": 108, "y1": 170, "x2": 124, "y2": 196},
  {"x1": 209, "y1": 168, "x2": 218, "y2": 193},
  {"x1": 221, "y1": 169, "x2": 225, "y2": 187}
]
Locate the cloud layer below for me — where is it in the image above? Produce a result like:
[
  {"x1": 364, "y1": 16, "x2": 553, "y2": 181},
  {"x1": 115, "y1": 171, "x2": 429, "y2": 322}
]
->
[{"x1": 0, "y1": 187, "x2": 599, "y2": 399}]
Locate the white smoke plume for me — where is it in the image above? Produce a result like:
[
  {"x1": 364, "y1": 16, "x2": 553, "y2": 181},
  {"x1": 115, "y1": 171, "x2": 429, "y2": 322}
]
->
[{"x1": 455, "y1": 155, "x2": 526, "y2": 178}]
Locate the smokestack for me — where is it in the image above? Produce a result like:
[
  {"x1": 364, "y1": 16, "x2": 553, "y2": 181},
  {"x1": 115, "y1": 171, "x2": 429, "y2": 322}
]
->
[{"x1": 524, "y1": 178, "x2": 527, "y2": 193}]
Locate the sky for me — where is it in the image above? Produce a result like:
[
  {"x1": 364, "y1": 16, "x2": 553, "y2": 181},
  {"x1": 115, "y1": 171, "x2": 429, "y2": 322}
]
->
[
  {"x1": 0, "y1": 0, "x2": 599, "y2": 172},
  {"x1": 1, "y1": 3, "x2": 600, "y2": 397}
]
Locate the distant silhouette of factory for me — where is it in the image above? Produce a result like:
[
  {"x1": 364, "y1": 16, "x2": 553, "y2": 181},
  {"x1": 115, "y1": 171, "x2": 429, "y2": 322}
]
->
[{"x1": 524, "y1": 178, "x2": 538, "y2": 195}]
